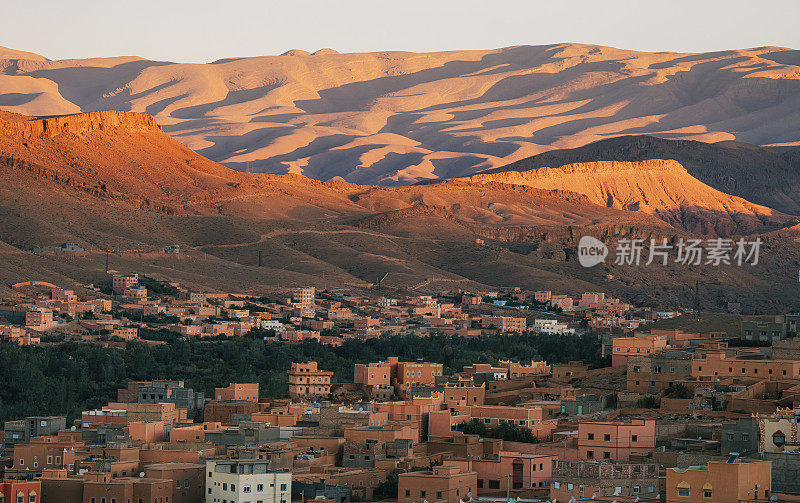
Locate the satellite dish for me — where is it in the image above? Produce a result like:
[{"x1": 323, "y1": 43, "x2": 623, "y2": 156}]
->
[
  {"x1": 70, "y1": 426, "x2": 76, "y2": 431},
  {"x1": 139, "y1": 472, "x2": 145, "y2": 478}
]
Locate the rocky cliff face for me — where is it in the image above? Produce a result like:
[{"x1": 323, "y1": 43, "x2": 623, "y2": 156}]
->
[
  {"x1": 483, "y1": 135, "x2": 800, "y2": 214},
  {"x1": 0, "y1": 110, "x2": 161, "y2": 139},
  {"x1": 467, "y1": 159, "x2": 795, "y2": 235}
]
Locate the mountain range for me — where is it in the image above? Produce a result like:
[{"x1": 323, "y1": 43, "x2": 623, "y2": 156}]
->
[
  {"x1": 0, "y1": 110, "x2": 798, "y2": 313},
  {"x1": 1, "y1": 43, "x2": 799, "y2": 185},
  {"x1": 1, "y1": 43, "x2": 799, "y2": 312}
]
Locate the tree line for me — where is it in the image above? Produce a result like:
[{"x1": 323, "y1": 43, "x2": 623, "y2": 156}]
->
[{"x1": 0, "y1": 332, "x2": 601, "y2": 423}]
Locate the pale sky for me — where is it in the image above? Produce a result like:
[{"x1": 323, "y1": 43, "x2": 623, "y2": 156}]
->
[{"x1": 4, "y1": 0, "x2": 798, "y2": 63}]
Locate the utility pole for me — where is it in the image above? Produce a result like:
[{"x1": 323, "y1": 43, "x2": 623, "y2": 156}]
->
[
  {"x1": 258, "y1": 251, "x2": 262, "y2": 267},
  {"x1": 105, "y1": 250, "x2": 109, "y2": 273}
]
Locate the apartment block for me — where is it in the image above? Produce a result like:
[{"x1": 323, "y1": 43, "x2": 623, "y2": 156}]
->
[
  {"x1": 144, "y1": 462, "x2": 205, "y2": 503},
  {"x1": 292, "y1": 287, "x2": 315, "y2": 305},
  {"x1": 112, "y1": 273, "x2": 139, "y2": 294},
  {"x1": 287, "y1": 361, "x2": 333, "y2": 398},
  {"x1": 482, "y1": 316, "x2": 526, "y2": 333},
  {"x1": 692, "y1": 352, "x2": 800, "y2": 380},
  {"x1": 666, "y1": 460, "x2": 771, "y2": 503},
  {"x1": 611, "y1": 334, "x2": 668, "y2": 366},
  {"x1": 206, "y1": 459, "x2": 291, "y2": 503},
  {"x1": 25, "y1": 307, "x2": 57, "y2": 331},
  {"x1": 445, "y1": 452, "x2": 555, "y2": 493},
  {"x1": 627, "y1": 351, "x2": 693, "y2": 394},
  {"x1": 578, "y1": 418, "x2": 656, "y2": 461},
  {"x1": 398, "y1": 465, "x2": 477, "y2": 503},
  {"x1": 215, "y1": 383, "x2": 259, "y2": 402},
  {"x1": 2, "y1": 416, "x2": 66, "y2": 446}
]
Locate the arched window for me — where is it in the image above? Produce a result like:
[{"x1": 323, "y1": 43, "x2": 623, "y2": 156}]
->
[
  {"x1": 17, "y1": 491, "x2": 25, "y2": 503},
  {"x1": 677, "y1": 481, "x2": 690, "y2": 497},
  {"x1": 702, "y1": 483, "x2": 712, "y2": 499},
  {"x1": 29, "y1": 491, "x2": 37, "y2": 503}
]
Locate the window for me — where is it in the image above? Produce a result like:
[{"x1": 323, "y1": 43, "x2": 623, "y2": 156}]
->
[
  {"x1": 19, "y1": 459, "x2": 24, "y2": 466},
  {"x1": 477, "y1": 479, "x2": 483, "y2": 489},
  {"x1": 436, "y1": 492, "x2": 442, "y2": 500},
  {"x1": 489, "y1": 480, "x2": 500, "y2": 489},
  {"x1": 553, "y1": 482, "x2": 560, "y2": 489},
  {"x1": 703, "y1": 489, "x2": 712, "y2": 498},
  {"x1": 405, "y1": 491, "x2": 410, "y2": 497},
  {"x1": 631, "y1": 435, "x2": 638, "y2": 442},
  {"x1": 773, "y1": 432, "x2": 786, "y2": 447},
  {"x1": 742, "y1": 434, "x2": 750, "y2": 441},
  {"x1": 586, "y1": 450, "x2": 594, "y2": 459},
  {"x1": 588, "y1": 433, "x2": 594, "y2": 440},
  {"x1": 567, "y1": 484, "x2": 574, "y2": 491},
  {"x1": 633, "y1": 486, "x2": 640, "y2": 494},
  {"x1": 727, "y1": 433, "x2": 734, "y2": 441},
  {"x1": 604, "y1": 434, "x2": 611, "y2": 441},
  {"x1": 420, "y1": 491, "x2": 426, "y2": 498},
  {"x1": 244, "y1": 486, "x2": 251, "y2": 493},
  {"x1": 280, "y1": 484, "x2": 287, "y2": 491},
  {"x1": 257, "y1": 484, "x2": 264, "y2": 491},
  {"x1": 603, "y1": 452, "x2": 611, "y2": 459}
]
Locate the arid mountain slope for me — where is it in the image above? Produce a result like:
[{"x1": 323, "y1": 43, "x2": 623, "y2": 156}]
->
[
  {"x1": 0, "y1": 111, "x2": 667, "y2": 233},
  {"x1": 484, "y1": 135, "x2": 800, "y2": 213},
  {"x1": 1, "y1": 111, "x2": 799, "y2": 312},
  {"x1": 0, "y1": 110, "x2": 365, "y2": 219},
  {"x1": 1, "y1": 44, "x2": 799, "y2": 184},
  {"x1": 467, "y1": 160, "x2": 795, "y2": 235}
]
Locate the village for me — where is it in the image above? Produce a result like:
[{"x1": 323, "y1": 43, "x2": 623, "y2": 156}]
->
[{"x1": 1, "y1": 273, "x2": 799, "y2": 503}]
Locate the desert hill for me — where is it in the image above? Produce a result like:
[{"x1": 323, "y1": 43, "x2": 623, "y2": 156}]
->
[
  {"x1": 3, "y1": 111, "x2": 787, "y2": 236},
  {"x1": 0, "y1": 110, "x2": 366, "y2": 219},
  {"x1": 466, "y1": 159, "x2": 795, "y2": 236},
  {"x1": 1, "y1": 43, "x2": 798, "y2": 184},
  {"x1": 483, "y1": 135, "x2": 800, "y2": 214},
  {"x1": 1, "y1": 110, "x2": 799, "y2": 312}
]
